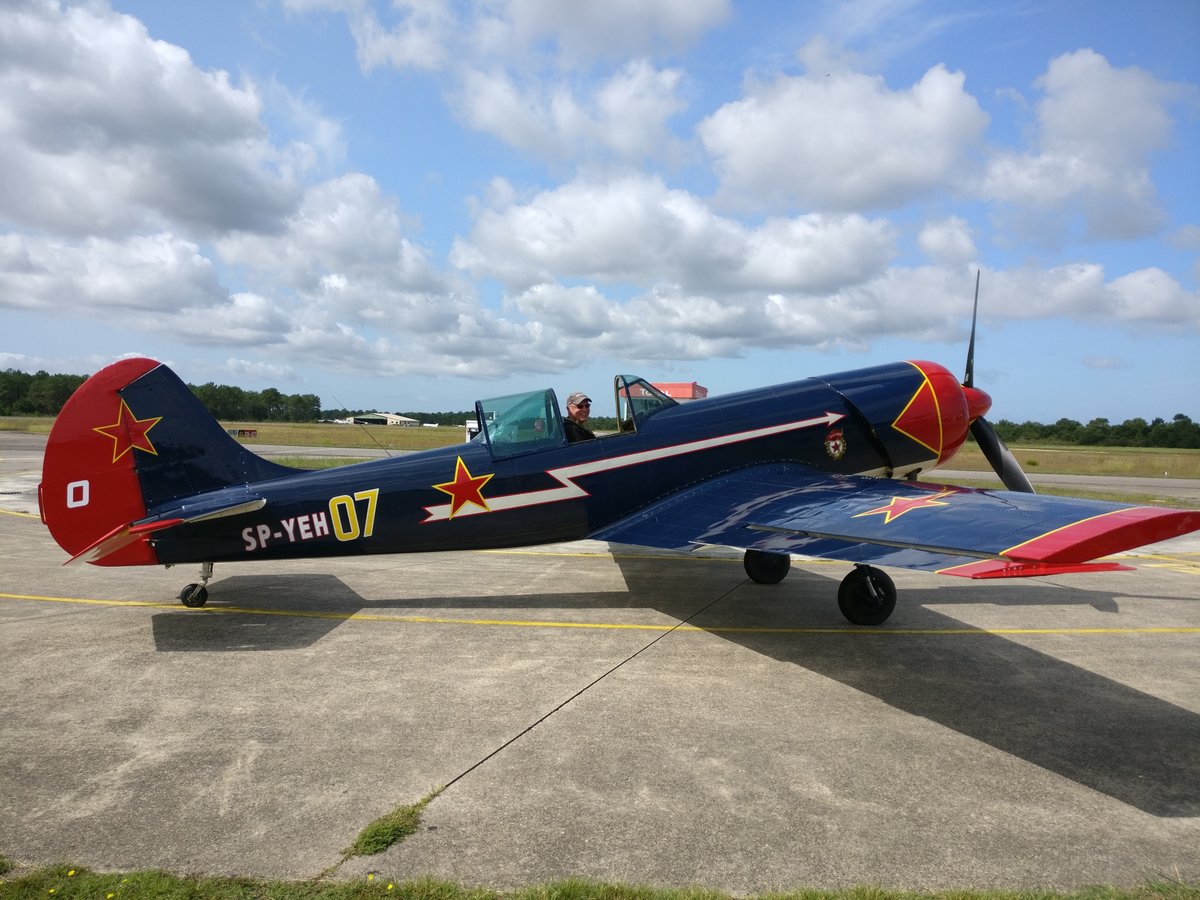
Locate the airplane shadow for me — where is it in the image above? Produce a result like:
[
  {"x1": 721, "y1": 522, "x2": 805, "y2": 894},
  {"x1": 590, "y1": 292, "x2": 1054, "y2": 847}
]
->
[
  {"x1": 149, "y1": 555, "x2": 1199, "y2": 817},
  {"x1": 150, "y1": 574, "x2": 364, "y2": 651},
  {"x1": 613, "y1": 555, "x2": 1200, "y2": 819}
]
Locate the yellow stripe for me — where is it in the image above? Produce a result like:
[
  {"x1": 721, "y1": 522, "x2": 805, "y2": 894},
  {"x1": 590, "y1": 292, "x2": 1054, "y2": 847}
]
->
[
  {"x1": 0, "y1": 508, "x2": 38, "y2": 519},
  {"x1": 2, "y1": 592, "x2": 1197, "y2": 636}
]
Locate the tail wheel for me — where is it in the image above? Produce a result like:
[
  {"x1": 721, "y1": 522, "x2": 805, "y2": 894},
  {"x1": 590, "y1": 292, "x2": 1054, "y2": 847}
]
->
[
  {"x1": 179, "y1": 562, "x2": 214, "y2": 607},
  {"x1": 744, "y1": 549, "x2": 791, "y2": 584},
  {"x1": 838, "y1": 565, "x2": 896, "y2": 625},
  {"x1": 179, "y1": 584, "x2": 208, "y2": 608}
]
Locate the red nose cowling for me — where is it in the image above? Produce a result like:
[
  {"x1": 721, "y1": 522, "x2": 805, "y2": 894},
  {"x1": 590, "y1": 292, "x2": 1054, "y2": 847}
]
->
[{"x1": 904, "y1": 361, "x2": 992, "y2": 466}]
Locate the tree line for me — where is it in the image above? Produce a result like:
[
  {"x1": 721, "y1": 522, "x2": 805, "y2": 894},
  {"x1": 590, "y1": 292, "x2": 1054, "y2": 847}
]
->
[
  {"x1": 2, "y1": 368, "x2": 1197, "y2": 447},
  {"x1": 0, "y1": 369, "x2": 319, "y2": 423},
  {"x1": 992, "y1": 414, "x2": 1200, "y2": 449}
]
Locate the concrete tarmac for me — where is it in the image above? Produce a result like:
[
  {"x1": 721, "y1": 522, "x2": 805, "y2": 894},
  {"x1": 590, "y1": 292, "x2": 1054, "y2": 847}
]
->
[{"x1": 2, "y1": 433, "x2": 1198, "y2": 891}]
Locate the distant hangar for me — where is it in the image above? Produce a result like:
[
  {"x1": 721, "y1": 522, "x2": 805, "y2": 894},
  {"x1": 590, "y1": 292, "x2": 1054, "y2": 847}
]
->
[{"x1": 350, "y1": 413, "x2": 420, "y2": 427}]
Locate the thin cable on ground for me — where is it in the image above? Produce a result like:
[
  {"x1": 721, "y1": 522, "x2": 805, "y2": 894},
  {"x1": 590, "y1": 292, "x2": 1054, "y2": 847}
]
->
[{"x1": 442, "y1": 578, "x2": 748, "y2": 791}]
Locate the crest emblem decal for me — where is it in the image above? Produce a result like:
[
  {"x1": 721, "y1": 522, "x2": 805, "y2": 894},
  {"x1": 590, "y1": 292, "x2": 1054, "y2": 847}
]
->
[{"x1": 824, "y1": 428, "x2": 846, "y2": 460}]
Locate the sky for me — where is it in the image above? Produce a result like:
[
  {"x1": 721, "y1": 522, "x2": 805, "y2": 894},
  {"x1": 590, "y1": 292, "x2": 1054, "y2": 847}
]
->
[{"x1": 1, "y1": 0, "x2": 1197, "y2": 423}]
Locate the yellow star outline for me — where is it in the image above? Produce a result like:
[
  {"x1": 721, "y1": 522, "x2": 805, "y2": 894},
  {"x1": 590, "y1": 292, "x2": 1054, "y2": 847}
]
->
[
  {"x1": 853, "y1": 490, "x2": 955, "y2": 525},
  {"x1": 432, "y1": 457, "x2": 494, "y2": 518},
  {"x1": 93, "y1": 398, "x2": 163, "y2": 463}
]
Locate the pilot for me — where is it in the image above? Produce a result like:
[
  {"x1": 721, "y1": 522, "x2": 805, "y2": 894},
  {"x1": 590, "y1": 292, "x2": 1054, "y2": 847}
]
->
[{"x1": 563, "y1": 391, "x2": 596, "y2": 443}]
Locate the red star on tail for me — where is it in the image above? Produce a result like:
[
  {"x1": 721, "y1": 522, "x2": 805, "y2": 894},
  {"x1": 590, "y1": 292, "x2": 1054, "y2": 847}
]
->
[
  {"x1": 432, "y1": 457, "x2": 494, "y2": 518},
  {"x1": 93, "y1": 399, "x2": 162, "y2": 463}
]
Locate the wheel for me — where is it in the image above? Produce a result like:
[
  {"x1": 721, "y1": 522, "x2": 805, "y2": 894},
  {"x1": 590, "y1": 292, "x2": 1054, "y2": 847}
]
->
[
  {"x1": 743, "y1": 549, "x2": 791, "y2": 584},
  {"x1": 837, "y1": 566, "x2": 896, "y2": 625},
  {"x1": 179, "y1": 584, "x2": 208, "y2": 608}
]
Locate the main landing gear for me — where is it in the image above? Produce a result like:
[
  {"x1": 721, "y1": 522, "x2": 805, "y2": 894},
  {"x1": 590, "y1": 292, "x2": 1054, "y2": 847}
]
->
[
  {"x1": 178, "y1": 562, "x2": 214, "y2": 608},
  {"x1": 837, "y1": 564, "x2": 896, "y2": 626},
  {"x1": 742, "y1": 551, "x2": 898, "y2": 626}
]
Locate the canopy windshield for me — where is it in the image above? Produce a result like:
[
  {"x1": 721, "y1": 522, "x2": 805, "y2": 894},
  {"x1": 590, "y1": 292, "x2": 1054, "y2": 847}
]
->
[
  {"x1": 615, "y1": 375, "x2": 677, "y2": 431},
  {"x1": 475, "y1": 388, "x2": 563, "y2": 459}
]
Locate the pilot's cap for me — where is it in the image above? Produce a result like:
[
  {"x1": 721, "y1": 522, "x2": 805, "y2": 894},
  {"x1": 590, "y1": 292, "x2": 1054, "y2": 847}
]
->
[{"x1": 566, "y1": 391, "x2": 591, "y2": 407}]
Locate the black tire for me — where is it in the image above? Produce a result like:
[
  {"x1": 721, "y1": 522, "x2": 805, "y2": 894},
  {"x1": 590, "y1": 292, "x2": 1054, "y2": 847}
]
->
[
  {"x1": 837, "y1": 566, "x2": 896, "y2": 625},
  {"x1": 179, "y1": 584, "x2": 208, "y2": 608},
  {"x1": 743, "y1": 549, "x2": 791, "y2": 584}
]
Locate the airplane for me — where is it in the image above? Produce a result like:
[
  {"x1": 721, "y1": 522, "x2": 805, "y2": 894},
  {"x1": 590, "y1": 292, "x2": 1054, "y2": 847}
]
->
[{"x1": 39, "y1": 335, "x2": 1200, "y2": 626}]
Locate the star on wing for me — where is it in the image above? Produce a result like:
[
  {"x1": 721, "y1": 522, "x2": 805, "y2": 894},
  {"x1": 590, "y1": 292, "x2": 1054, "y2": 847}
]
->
[
  {"x1": 853, "y1": 490, "x2": 955, "y2": 525},
  {"x1": 432, "y1": 457, "x2": 494, "y2": 518},
  {"x1": 93, "y1": 398, "x2": 162, "y2": 463}
]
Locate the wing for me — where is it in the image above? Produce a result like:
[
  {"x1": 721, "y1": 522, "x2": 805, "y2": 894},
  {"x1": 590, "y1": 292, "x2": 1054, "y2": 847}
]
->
[{"x1": 591, "y1": 463, "x2": 1200, "y2": 578}]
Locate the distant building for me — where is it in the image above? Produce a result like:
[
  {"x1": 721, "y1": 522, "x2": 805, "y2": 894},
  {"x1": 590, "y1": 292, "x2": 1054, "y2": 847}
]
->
[
  {"x1": 651, "y1": 381, "x2": 709, "y2": 401},
  {"x1": 351, "y1": 413, "x2": 420, "y2": 427}
]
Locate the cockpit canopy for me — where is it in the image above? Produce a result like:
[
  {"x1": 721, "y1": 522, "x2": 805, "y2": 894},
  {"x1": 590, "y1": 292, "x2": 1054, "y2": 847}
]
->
[{"x1": 475, "y1": 375, "x2": 678, "y2": 459}]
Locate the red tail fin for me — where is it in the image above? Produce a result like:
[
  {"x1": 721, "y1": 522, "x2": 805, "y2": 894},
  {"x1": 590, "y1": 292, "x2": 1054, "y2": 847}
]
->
[
  {"x1": 40, "y1": 358, "x2": 163, "y2": 565},
  {"x1": 41, "y1": 357, "x2": 298, "y2": 566}
]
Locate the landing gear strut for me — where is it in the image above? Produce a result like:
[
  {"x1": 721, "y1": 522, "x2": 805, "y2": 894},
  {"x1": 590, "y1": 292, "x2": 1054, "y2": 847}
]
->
[
  {"x1": 837, "y1": 565, "x2": 896, "y2": 626},
  {"x1": 743, "y1": 549, "x2": 791, "y2": 584},
  {"x1": 179, "y1": 562, "x2": 214, "y2": 608}
]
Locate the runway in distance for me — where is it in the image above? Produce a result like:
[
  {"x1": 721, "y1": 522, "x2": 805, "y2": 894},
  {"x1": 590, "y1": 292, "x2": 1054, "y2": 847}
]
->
[{"x1": 38, "y1": 341, "x2": 1198, "y2": 627}]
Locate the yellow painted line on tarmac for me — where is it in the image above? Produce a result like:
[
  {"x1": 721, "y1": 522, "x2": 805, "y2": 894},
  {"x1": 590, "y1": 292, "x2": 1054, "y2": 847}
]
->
[
  {"x1": 1133, "y1": 551, "x2": 1200, "y2": 574},
  {"x1": 482, "y1": 547, "x2": 845, "y2": 564},
  {"x1": 0, "y1": 508, "x2": 38, "y2": 519},
  {"x1": 2, "y1": 591, "x2": 1197, "y2": 636}
]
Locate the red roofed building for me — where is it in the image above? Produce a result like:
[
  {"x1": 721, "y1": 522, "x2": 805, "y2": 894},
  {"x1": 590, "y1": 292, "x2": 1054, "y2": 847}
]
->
[{"x1": 651, "y1": 381, "x2": 709, "y2": 401}]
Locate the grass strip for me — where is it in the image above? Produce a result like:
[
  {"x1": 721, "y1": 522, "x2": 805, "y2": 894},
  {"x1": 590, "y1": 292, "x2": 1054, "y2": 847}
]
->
[
  {"x1": 0, "y1": 865, "x2": 1196, "y2": 900},
  {"x1": 343, "y1": 787, "x2": 445, "y2": 858}
]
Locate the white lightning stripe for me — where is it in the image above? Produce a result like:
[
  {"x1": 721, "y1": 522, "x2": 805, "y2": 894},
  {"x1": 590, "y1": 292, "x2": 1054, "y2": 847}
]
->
[{"x1": 422, "y1": 411, "x2": 845, "y2": 522}]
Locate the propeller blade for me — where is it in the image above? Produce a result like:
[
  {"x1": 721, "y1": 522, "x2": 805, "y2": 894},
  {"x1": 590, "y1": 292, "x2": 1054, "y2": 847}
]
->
[
  {"x1": 961, "y1": 270, "x2": 1035, "y2": 493},
  {"x1": 964, "y1": 268, "x2": 980, "y2": 388},
  {"x1": 971, "y1": 416, "x2": 1036, "y2": 493}
]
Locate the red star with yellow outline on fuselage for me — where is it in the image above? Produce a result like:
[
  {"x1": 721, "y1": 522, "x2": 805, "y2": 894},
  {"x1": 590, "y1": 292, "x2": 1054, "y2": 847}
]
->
[
  {"x1": 433, "y1": 457, "x2": 494, "y2": 518},
  {"x1": 853, "y1": 490, "x2": 955, "y2": 524},
  {"x1": 93, "y1": 399, "x2": 162, "y2": 463}
]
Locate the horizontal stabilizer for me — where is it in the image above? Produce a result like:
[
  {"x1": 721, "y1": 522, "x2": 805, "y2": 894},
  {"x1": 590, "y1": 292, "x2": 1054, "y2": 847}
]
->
[
  {"x1": 66, "y1": 518, "x2": 184, "y2": 566},
  {"x1": 66, "y1": 496, "x2": 266, "y2": 565}
]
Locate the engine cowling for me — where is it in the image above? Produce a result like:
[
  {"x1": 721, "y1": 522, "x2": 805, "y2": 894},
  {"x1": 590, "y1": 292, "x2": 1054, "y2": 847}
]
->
[{"x1": 821, "y1": 360, "x2": 991, "y2": 476}]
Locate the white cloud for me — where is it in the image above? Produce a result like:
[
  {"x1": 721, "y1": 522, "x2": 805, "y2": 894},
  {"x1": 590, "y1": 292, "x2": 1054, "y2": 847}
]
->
[
  {"x1": 1168, "y1": 224, "x2": 1200, "y2": 251},
  {"x1": 281, "y1": 0, "x2": 453, "y2": 71},
  {"x1": 452, "y1": 60, "x2": 687, "y2": 163},
  {"x1": 0, "y1": 232, "x2": 223, "y2": 313},
  {"x1": 284, "y1": 0, "x2": 730, "y2": 72},
  {"x1": 226, "y1": 358, "x2": 297, "y2": 381},
  {"x1": 216, "y1": 174, "x2": 471, "y2": 333},
  {"x1": 968, "y1": 264, "x2": 1198, "y2": 329},
  {"x1": 919, "y1": 216, "x2": 976, "y2": 264},
  {"x1": 286, "y1": 1, "x2": 702, "y2": 164},
  {"x1": 698, "y1": 64, "x2": 988, "y2": 212},
  {"x1": 451, "y1": 173, "x2": 896, "y2": 293},
  {"x1": 505, "y1": 0, "x2": 730, "y2": 61},
  {"x1": 981, "y1": 49, "x2": 1186, "y2": 241},
  {"x1": 0, "y1": 230, "x2": 298, "y2": 346},
  {"x1": 1082, "y1": 356, "x2": 1132, "y2": 370},
  {"x1": 0, "y1": 0, "x2": 303, "y2": 237}
]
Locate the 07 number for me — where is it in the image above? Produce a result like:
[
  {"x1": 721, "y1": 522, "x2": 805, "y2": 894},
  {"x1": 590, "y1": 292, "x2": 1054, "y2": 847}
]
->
[{"x1": 328, "y1": 489, "x2": 380, "y2": 542}]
